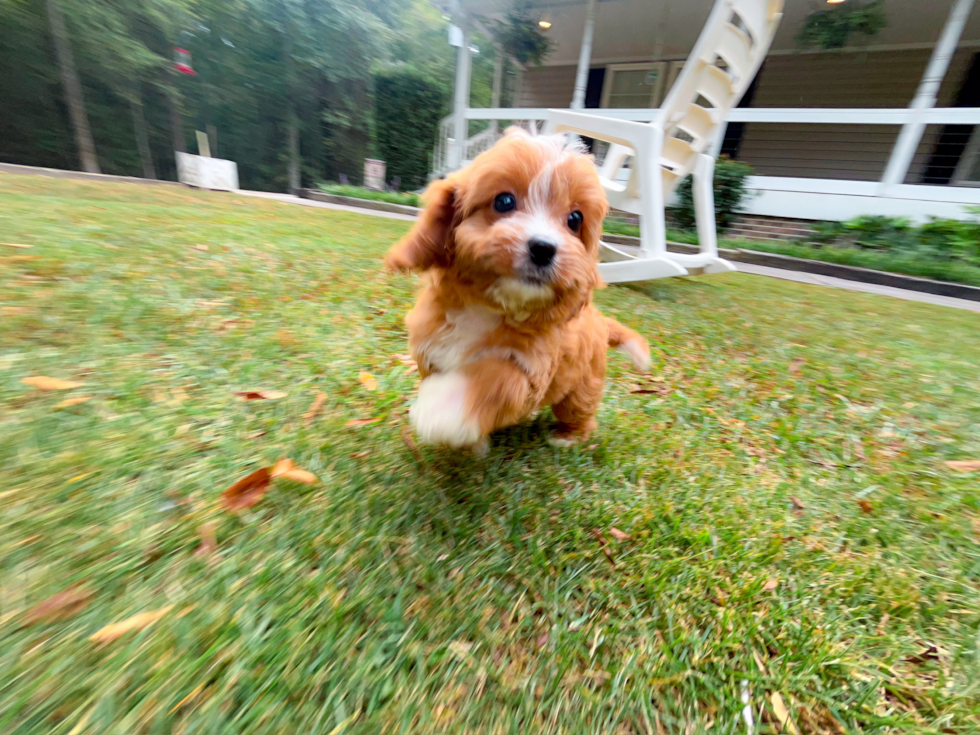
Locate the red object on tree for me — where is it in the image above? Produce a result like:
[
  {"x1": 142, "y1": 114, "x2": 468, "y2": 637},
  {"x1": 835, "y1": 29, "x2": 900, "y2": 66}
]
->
[{"x1": 174, "y1": 47, "x2": 196, "y2": 75}]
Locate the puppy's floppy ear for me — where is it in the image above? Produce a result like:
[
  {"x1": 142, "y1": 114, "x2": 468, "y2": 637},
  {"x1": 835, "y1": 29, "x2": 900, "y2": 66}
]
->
[{"x1": 384, "y1": 178, "x2": 457, "y2": 272}]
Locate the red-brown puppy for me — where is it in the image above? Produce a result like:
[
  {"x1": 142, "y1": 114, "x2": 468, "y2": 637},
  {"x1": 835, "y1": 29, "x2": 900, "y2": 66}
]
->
[{"x1": 385, "y1": 128, "x2": 649, "y2": 450}]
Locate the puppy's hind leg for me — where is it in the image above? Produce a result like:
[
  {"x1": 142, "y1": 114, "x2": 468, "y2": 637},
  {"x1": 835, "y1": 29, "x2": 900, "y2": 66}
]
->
[{"x1": 549, "y1": 377, "x2": 603, "y2": 447}]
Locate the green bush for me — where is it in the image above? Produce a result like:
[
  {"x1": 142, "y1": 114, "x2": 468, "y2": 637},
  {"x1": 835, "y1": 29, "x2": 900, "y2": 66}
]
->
[
  {"x1": 373, "y1": 68, "x2": 447, "y2": 191},
  {"x1": 797, "y1": 212, "x2": 980, "y2": 266},
  {"x1": 673, "y1": 157, "x2": 754, "y2": 231},
  {"x1": 317, "y1": 183, "x2": 420, "y2": 207}
]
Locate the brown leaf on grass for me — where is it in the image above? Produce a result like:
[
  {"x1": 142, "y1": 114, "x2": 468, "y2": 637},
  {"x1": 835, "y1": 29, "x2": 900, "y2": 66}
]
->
[
  {"x1": 22, "y1": 376, "x2": 84, "y2": 391},
  {"x1": 194, "y1": 522, "x2": 217, "y2": 560},
  {"x1": 220, "y1": 467, "x2": 272, "y2": 511},
  {"x1": 608, "y1": 527, "x2": 631, "y2": 542},
  {"x1": 345, "y1": 417, "x2": 380, "y2": 427},
  {"x1": 359, "y1": 372, "x2": 378, "y2": 391},
  {"x1": 303, "y1": 392, "x2": 327, "y2": 423},
  {"x1": 857, "y1": 499, "x2": 873, "y2": 514},
  {"x1": 191, "y1": 243, "x2": 208, "y2": 252},
  {"x1": 350, "y1": 451, "x2": 370, "y2": 459},
  {"x1": 2, "y1": 242, "x2": 31, "y2": 248},
  {"x1": 946, "y1": 460, "x2": 980, "y2": 472},
  {"x1": 90, "y1": 605, "x2": 174, "y2": 644},
  {"x1": 55, "y1": 395, "x2": 93, "y2": 408},
  {"x1": 763, "y1": 579, "x2": 779, "y2": 591},
  {"x1": 790, "y1": 496, "x2": 805, "y2": 510},
  {"x1": 234, "y1": 390, "x2": 287, "y2": 400},
  {"x1": 247, "y1": 430, "x2": 267, "y2": 439},
  {"x1": 536, "y1": 631, "x2": 550, "y2": 648},
  {"x1": 591, "y1": 529, "x2": 616, "y2": 567},
  {"x1": 769, "y1": 692, "x2": 800, "y2": 735},
  {"x1": 401, "y1": 426, "x2": 424, "y2": 464},
  {"x1": 22, "y1": 585, "x2": 93, "y2": 626},
  {"x1": 270, "y1": 458, "x2": 317, "y2": 484},
  {"x1": 788, "y1": 358, "x2": 805, "y2": 375}
]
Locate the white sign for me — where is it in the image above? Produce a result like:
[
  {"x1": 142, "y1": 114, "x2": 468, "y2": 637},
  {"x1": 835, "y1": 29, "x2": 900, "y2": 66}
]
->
[
  {"x1": 448, "y1": 24, "x2": 463, "y2": 48},
  {"x1": 176, "y1": 152, "x2": 239, "y2": 191},
  {"x1": 364, "y1": 159, "x2": 386, "y2": 191}
]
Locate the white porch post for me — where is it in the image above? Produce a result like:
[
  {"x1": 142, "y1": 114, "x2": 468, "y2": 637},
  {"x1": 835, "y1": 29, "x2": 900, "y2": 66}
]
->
[
  {"x1": 881, "y1": 0, "x2": 975, "y2": 187},
  {"x1": 570, "y1": 0, "x2": 597, "y2": 109},
  {"x1": 490, "y1": 47, "x2": 504, "y2": 133},
  {"x1": 449, "y1": 22, "x2": 472, "y2": 170}
]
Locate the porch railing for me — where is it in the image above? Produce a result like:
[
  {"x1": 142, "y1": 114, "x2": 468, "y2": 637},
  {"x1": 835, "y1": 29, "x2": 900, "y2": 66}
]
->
[{"x1": 431, "y1": 107, "x2": 980, "y2": 192}]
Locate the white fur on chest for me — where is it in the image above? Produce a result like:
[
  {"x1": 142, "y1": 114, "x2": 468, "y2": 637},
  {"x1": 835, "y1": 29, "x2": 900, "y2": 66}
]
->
[{"x1": 417, "y1": 305, "x2": 502, "y2": 373}]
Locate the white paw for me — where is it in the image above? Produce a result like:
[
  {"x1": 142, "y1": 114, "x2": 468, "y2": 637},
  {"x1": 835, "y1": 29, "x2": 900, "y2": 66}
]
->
[
  {"x1": 618, "y1": 338, "x2": 651, "y2": 371},
  {"x1": 547, "y1": 435, "x2": 580, "y2": 448},
  {"x1": 410, "y1": 372, "x2": 482, "y2": 448}
]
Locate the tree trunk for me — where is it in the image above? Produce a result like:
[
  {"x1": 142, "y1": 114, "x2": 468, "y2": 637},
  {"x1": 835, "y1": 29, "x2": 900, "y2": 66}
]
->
[
  {"x1": 167, "y1": 92, "x2": 186, "y2": 154},
  {"x1": 44, "y1": 0, "x2": 100, "y2": 174},
  {"x1": 283, "y1": 16, "x2": 300, "y2": 193},
  {"x1": 287, "y1": 111, "x2": 300, "y2": 192},
  {"x1": 130, "y1": 83, "x2": 156, "y2": 179}
]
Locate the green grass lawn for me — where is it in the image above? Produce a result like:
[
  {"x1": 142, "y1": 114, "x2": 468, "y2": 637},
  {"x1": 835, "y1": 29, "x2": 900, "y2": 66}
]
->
[{"x1": 2, "y1": 174, "x2": 980, "y2": 734}]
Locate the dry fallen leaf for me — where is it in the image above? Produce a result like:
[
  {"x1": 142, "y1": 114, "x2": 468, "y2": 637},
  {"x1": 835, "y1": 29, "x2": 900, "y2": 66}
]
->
[
  {"x1": 789, "y1": 358, "x2": 805, "y2": 375},
  {"x1": 194, "y1": 522, "x2": 217, "y2": 560},
  {"x1": 591, "y1": 529, "x2": 616, "y2": 567},
  {"x1": 350, "y1": 451, "x2": 370, "y2": 459},
  {"x1": 23, "y1": 585, "x2": 93, "y2": 626},
  {"x1": 536, "y1": 631, "x2": 550, "y2": 648},
  {"x1": 271, "y1": 458, "x2": 317, "y2": 484},
  {"x1": 401, "y1": 425, "x2": 424, "y2": 464},
  {"x1": 609, "y1": 527, "x2": 631, "y2": 542},
  {"x1": 345, "y1": 417, "x2": 380, "y2": 427},
  {"x1": 790, "y1": 496, "x2": 805, "y2": 510},
  {"x1": 220, "y1": 467, "x2": 272, "y2": 511},
  {"x1": 763, "y1": 579, "x2": 779, "y2": 591},
  {"x1": 22, "y1": 376, "x2": 84, "y2": 391},
  {"x1": 248, "y1": 430, "x2": 267, "y2": 439},
  {"x1": 769, "y1": 692, "x2": 800, "y2": 735},
  {"x1": 303, "y1": 392, "x2": 327, "y2": 423},
  {"x1": 2, "y1": 242, "x2": 31, "y2": 248},
  {"x1": 946, "y1": 460, "x2": 980, "y2": 472},
  {"x1": 55, "y1": 395, "x2": 93, "y2": 408},
  {"x1": 90, "y1": 605, "x2": 174, "y2": 644},
  {"x1": 234, "y1": 390, "x2": 287, "y2": 400},
  {"x1": 358, "y1": 372, "x2": 378, "y2": 391},
  {"x1": 448, "y1": 640, "x2": 473, "y2": 659},
  {"x1": 857, "y1": 499, "x2": 873, "y2": 514}
]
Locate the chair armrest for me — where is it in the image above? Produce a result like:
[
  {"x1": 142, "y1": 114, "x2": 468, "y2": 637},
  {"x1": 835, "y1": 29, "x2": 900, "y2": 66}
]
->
[{"x1": 545, "y1": 110, "x2": 662, "y2": 150}]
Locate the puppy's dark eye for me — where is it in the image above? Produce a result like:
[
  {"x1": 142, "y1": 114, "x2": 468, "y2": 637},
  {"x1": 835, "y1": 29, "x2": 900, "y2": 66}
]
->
[
  {"x1": 567, "y1": 210, "x2": 583, "y2": 233},
  {"x1": 493, "y1": 193, "x2": 517, "y2": 214}
]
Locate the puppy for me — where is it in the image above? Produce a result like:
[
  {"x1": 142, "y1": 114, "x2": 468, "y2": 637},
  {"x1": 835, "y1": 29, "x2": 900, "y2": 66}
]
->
[{"x1": 385, "y1": 128, "x2": 649, "y2": 449}]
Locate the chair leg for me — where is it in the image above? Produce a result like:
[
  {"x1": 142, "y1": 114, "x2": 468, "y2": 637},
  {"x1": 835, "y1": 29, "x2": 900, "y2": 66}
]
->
[
  {"x1": 692, "y1": 153, "x2": 735, "y2": 275},
  {"x1": 637, "y1": 129, "x2": 668, "y2": 260},
  {"x1": 694, "y1": 154, "x2": 718, "y2": 259}
]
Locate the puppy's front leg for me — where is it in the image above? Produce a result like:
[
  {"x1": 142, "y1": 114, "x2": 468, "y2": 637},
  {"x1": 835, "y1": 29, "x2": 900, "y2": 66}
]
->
[{"x1": 410, "y1": 359, "x2": 530, "y2": 448}]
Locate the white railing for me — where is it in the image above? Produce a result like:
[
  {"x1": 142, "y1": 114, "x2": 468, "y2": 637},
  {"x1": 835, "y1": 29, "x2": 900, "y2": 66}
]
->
[{"x1": 429, "y1": 107, "x2": 980, "y2": 221}]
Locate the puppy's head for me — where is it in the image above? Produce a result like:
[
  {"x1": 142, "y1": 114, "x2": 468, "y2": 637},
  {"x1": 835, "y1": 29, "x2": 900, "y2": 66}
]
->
[{"x1": 385, "y1": 128, "x2": 608, "y2": 319}]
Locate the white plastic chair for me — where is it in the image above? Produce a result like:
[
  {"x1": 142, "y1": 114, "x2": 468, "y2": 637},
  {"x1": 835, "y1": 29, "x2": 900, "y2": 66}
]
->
[{"x1": 546, "y1": 0, "x2": 783, "y2": 283}]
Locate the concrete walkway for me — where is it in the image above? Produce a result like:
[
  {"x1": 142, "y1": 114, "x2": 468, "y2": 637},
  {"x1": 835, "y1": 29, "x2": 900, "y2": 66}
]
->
[{"x1": 238, "y1": 190, "x2": 980, "y2": 313}]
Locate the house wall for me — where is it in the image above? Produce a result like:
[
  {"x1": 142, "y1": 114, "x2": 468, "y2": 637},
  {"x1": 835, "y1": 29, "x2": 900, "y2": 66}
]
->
[{"x1": 515, "y1": 48, "x2": 978, "y2": 184}]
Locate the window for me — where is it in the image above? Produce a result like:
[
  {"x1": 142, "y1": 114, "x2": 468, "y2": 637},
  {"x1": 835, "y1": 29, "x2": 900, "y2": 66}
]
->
[
  {"x1": 601, "y1": 63, "x2": 667, "y2": 108},
  {"x1": 952, "y1": 127, "x2": 980, "y2": 186}
]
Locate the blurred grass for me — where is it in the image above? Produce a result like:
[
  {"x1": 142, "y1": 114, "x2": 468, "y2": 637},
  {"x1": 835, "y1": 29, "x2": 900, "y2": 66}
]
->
[{"x1": 1, "y1": 173, "x2": 979, "y2": 734}]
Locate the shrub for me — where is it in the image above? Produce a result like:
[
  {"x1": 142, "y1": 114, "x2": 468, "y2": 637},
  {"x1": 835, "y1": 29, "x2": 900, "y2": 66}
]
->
[
  {"x1": 373, "y1": 68, "x2": 447, "y2": 190},
  {"x1": 317, "y1": 183, "x2": 420, "y2": 207},
  {"x1": 673, "y1": 157, "x2": 754, "y2": 231},
  {"x1": 797, "y1": 211, "x2": 980, "y2": 266}
]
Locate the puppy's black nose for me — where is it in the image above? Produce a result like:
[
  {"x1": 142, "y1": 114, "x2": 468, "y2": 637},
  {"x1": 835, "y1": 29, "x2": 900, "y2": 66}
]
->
[{"x1": 528, "y1": 238, "x2": 557, "y2": 267}]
